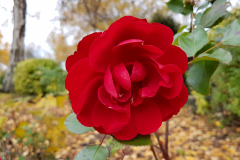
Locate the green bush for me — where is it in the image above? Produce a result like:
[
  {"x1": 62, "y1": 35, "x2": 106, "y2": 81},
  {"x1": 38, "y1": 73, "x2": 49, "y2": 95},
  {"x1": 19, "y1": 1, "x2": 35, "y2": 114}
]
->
[
  {"x1": 211, "y1": 46, "x2": 240, "y2": 118},
  {"x1": 14, "y1": 58, "x2": 67, "y2": 95}
]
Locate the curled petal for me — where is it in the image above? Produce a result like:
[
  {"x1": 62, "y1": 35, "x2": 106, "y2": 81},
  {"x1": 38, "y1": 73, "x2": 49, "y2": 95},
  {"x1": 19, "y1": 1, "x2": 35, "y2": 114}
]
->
[
  {"x1": 131, "y1": 60, "x2": 147, "y2": 82},
  {"x1": 158, "y1": 72, "x2": 183, "y2": 99},
  {"x1": 112, "y1": 63, "x2": 131, "y2": 91},
  {"x1": 89, "y1": 16, "x2": 142, "y2": 72},
  {"x1": 157, "y1": 45, "x2": 188, "y2": 74},
  {"x1": 98, "y1": 85, "x2": 130, "y2": 112},
  {"x1": 104, "y1": 65, "x2": 118, "y2": 98}
]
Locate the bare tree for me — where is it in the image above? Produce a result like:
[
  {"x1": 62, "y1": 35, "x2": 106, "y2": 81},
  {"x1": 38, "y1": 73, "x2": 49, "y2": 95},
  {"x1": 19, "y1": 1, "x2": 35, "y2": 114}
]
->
[{"x1": 2, "y1": 0, "x2": 26, "y2": 92}]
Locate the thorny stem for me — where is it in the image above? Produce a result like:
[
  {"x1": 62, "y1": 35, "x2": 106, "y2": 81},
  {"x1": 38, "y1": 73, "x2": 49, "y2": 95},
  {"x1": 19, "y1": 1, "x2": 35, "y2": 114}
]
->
[
  {"x1": 151, "y1": 145, "x2": 158, "y2": 160},
  {"x1": 154, "y1": 132, "x2": 170, "y2": 160},
  {"x1": 93, "y1": 134, "x2": 106, "y2": 159},
  {"x1": 165, "y1": 121, "x2": 169, "y2": 154}
]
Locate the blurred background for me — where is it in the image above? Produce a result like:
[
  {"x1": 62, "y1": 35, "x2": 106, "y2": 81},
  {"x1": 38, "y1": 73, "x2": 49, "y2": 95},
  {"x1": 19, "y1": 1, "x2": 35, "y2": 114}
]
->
[{"x1": 0, "y1": 0, "x2": 240, "y2": 159}]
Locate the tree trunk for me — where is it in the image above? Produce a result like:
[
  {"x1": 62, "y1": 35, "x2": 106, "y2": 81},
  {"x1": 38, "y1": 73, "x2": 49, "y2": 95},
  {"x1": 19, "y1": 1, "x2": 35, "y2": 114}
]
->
[{"x1": 2, "y1": 0, "x2": 26, "y2": 92}]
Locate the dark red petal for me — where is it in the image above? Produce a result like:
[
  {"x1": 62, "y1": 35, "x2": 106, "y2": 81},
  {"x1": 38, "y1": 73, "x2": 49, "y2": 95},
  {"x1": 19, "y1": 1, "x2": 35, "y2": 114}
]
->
[
  {"x1": 169, "y1": 84, "x2": 189, "y2": 114},
  {"x1": 131, "y1": 60, "x2": 147, "y2": 82},
  {"x1": 98, "y1": 85, "x2": 130, "y2": 112},
  {"x1": 65, "y1": 59, "x2": 101, "y2": 112},
  {"x1": 161, "y1": 64, "x2": 181, "y2": 73},
  {"x1": 113, "y1": 110, "x2": 138, "y2": 140},
  {"x1": 153, "y1": 92, "x2": 174, "y2": 121},
  {"x1": 76, "y1": 76, "x2": 103, "y2": 127},
  {"x1": 132, "y1": 99, "x2": 162, "y2": 135},
  {"x1": 104, "y1": 65, "x2": 118, "y2": 98},
  {"x1": 89, "y1": 16, "x2": 142, "y2": 72},
  {"x1": 131, "y1": 84, "x2": 143, "y2": 106},
  {"x1": 157, "y1": 45, "x2": 188, "y2": 74},
  {"x1": 158, "y1": 72, "x2": 183, "y2": 99},
  {"x1": 66, "y1": 51, "x2": 86, "y2": 72},
  {"x1": 77, "y1": 32, "x2": 102, "y2": 56},
  {"x1": 92, "y1": 100, "x2": 130, "y2": 134},
  {"x1": 119, "y1": 21, "x2": 173, "y2": 52},
  {"x1": 141, "y1": 61, "x2": 162, "y2": 94},
  {"x1": 112, "y1": 63, "x2": 131, "y2": 91},
  {"x1": 94, "y1": 126, "x2": 108, "y2": 134}
]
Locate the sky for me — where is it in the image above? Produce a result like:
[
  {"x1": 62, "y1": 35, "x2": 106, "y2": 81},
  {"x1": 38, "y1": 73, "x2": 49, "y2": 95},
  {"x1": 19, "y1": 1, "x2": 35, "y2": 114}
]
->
[{"x1": 0, "y1": 0, "x2": 239, "y2": 57}]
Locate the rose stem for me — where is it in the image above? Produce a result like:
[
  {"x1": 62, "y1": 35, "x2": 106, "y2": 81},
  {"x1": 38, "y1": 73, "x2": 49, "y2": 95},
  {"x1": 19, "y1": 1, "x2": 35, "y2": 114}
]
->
[
  {"x1": 165, "y1": 120, "x2": 169, "y2": 154},
  {"x1": 154, "y1": 132, "x2": 170, "y2": 160},
  {"x1": 93, "y1": 134, "x2": 106, "y2": 159},
  {"x1": 150, "y1": 145, "x2": 158, "y2": 160}
]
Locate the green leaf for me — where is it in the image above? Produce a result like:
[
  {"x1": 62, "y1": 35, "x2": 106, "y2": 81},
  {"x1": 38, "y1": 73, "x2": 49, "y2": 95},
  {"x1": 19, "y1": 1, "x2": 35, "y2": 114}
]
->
[
  {"x1": 74, "y1": 145, "x2": 109, "y2": 160},
  {"x1": 173, "y1": 32, "x2": 189, "y2": 46},
  {"x1": 197, "y1": 2, "x2": 209, "y2": 10},
  {"x1": 209, "y1": 11, "x2": 231, "y2": 28},
  {"x1": 221, "y1": 19, "x2": 240, "y2": 46},
  {"x1": 64, "y1": 113, "x2": 95, "y2": 134},
  {"x1": 187, "y1": 60, "x2": 219, "y2": 95},
  {"x1": 167, "y1": 0, "x2": 184, "y2": 13},
  {"x1": 106, "y1": 137, "x2": 123, "y2": 157},
  {"x1": 213, "y1": 0, "x2": 226, "y2": 5},
  {"x1": 178, "y1": 26, "x2": 208, "y2": 57},
  {"x1": 193, "y1": 48, "x2": 232, "y2": 64},
  {"x1": 178, "y1": 25, "x2": 188, "y2": 33},
  {"x1": 195, "y1": 13, "x2": 203, "y2": 26},
  {"x1": 181, "y1": 3, "x2": 193, "y2": 15},
  {"x1": 199, "y1": 2, "x2": 229, "y2": 28},
  {"x1": 113, "y1": 134, "x2": 152, "y2": 146}
]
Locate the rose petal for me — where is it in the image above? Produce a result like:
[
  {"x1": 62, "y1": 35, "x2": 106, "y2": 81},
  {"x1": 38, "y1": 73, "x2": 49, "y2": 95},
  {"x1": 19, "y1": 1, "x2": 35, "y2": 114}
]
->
[
  {"x1": 131, "y1": 84, "x2": 143, "y2": 106},
  {"x1": 132, "y1": 99, "x2": 162, "y2": 135},
  {"x1": 89, "y1": 16, "x2": 142, "y2": 72},
  {"x1": 158, "y1": 72, "x2": 183, "y2": 99},
  {"x1": 113, "y1": 110, "x2": 138, "y2": 140},
  {"x1": 131, "y1": 60, "x2": 147, "y2": 82},
  {"x1": 66, "y1": 32, "x2": 101, "y2": 72},
  {"x1": 65, "y1": 59, "x2": 101, "y2": 112},
  {"x1": 98, "y1": 85, "x2": 130, "y2": 112},
  {"x1": 77, "y1": 32, "x2": 102, "y2": 55},
  {"x1": 157, "y1": 45, "x2": 188, "y2": 74},
  {"x1": 112, "y1": 63, "x2": 131, "y2": 91},
  {"x1": 92, "y1": 100, "x2": 130, "y2": 134},
  {"x1": 119, "y1": 21, "x2": 173, "y2": 52},
  {"x1": 104, "y1": 65, "x2": 118, "y2": 98},
  {"x1": 169, "y1": 84, "x2": 189, "y2": 114},
  {"x1": 153, "y1": 92, "x2": 175, "y2": 121},
  {"x1": 76, "y1": 76, "x2": 103, "y2": 126}
]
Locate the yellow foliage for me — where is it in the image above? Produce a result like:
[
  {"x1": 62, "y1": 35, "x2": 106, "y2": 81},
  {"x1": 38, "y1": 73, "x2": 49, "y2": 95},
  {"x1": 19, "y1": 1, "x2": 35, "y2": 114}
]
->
[
  {"x1": 0, "y1": 31, "x2": 10, "y2": 66},
  {"x1": 0, "y1": 115, "x2": 7, "y2": 128},
  {"x1": 15, "y1": 122, "x2": 28, "y2": 138},
  {"x1": 56, "y1": 95, "x2": 68, "y2": 108}
]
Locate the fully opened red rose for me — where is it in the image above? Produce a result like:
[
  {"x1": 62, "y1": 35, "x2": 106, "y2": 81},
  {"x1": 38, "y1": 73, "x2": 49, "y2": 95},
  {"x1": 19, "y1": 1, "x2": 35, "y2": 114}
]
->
[{"x1": 65, "y1": 16, "x2": 188, "y2": 140}]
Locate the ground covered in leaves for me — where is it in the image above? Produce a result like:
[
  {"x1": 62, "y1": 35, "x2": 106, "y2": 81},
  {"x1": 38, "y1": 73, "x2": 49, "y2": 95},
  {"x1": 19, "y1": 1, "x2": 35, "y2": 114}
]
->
[{"x1": 0, "y1": 93, "x2": 240, "y2": 160}]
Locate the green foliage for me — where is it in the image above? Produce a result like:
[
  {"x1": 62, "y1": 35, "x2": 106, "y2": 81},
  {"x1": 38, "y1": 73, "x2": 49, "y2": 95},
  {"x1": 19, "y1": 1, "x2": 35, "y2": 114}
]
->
[
  {"x1": 166, "y1": 0, "x2": 193, "y2": 15},
  {"x1": 191, "y1": 91, "x2": 211, "y2": 115},
  {"x1": 0, "y1": 71, "x2": 5, "y2": 87},
  {"x1": 187, "y1": 60, "x2": 219, "y2": 95},
  {"x1": 74, "y1": 145, "x2": 109, "y2": 160},
  {"x1": 113, "y1": 134, "x2": 152, "y2": 146},
  {"x1": 221, "y1": 19, "x2": 240, "y2": 46},
  {"x1": 106, "y1": 137, "x2": 123, "y2": 157},
  {"x1": 211, "y1": 46, "x2": 240, "y2": 117},
  {"x1": 64, "y1": 113, "x2": 95, "y2": 134},
  {"x1": 13, "y1": 58, "x2": 66, "y2": 95},
  {"x1": 179, "y1": 26, "x2": 208, "y2": 57},
  {"x1": 151, "y1": 12, "x2": 180, "y2": 34}
]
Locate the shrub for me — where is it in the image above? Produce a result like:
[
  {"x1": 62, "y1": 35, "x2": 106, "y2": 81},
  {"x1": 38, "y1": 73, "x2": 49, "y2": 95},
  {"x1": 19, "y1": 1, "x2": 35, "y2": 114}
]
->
[
  {"x1": 211, "y1": 46, "x2": 240, "y2": 119},
  {"x1": 14, "y1": 58, "x2": 66, "y2": 95}
]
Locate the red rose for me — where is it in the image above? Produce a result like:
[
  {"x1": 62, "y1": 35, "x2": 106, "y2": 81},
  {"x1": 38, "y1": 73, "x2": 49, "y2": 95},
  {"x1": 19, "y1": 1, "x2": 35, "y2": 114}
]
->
[{"x1": 65, "y1": 16, "x2": 188, "y2": 140}]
